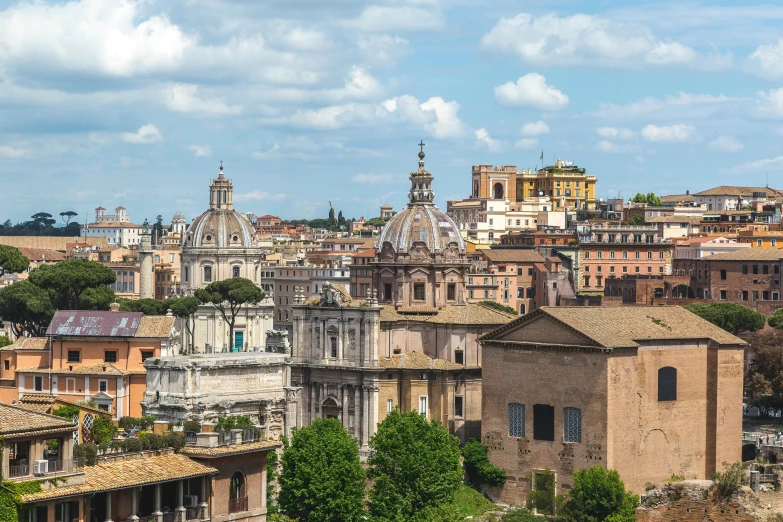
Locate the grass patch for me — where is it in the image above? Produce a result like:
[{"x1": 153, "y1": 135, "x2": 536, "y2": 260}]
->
[{"x1": 452, "y1": 483, "x2": 496, "y2": 517}]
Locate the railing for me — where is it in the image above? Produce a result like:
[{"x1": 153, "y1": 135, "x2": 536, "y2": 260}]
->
[
  {"x1": 162, "y1": 512, "x2": 177, "y2": 522},
  {"x1": 184, "y1": 432, "x2": 197, "y2": 443},
  {"x1": 228, "y1": 497, "x2": 248, "y2": 514},
  {"x1": 46, "y1": 458, "x2": 84, "y2": 475},
  {"x1": 242, "y1": 428, "x2": 257, "y2": 443},
  {"x1": 185, "y1": 508, "x2": 199, "y2": 521},
  {"x1": 218, "y1": 432, "x2": 232, "y2": 445},
  {"x1": 6, "y1": 463, "x2": 28, "y2": 478}
]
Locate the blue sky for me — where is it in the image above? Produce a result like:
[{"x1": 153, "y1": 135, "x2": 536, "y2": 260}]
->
[{"x1": 2, "y1": 0, "x2": 783, "y2": 225}]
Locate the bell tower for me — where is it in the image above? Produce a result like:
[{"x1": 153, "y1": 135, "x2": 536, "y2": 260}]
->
[{"x1": 209, "y1": 162, "x2": 234, "y2": 211}]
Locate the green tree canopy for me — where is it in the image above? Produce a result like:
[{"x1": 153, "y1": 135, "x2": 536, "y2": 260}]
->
[
  {"x1": 0, "y1": 280, "x2": 55, "y2": 336},
  {"x1": 194, "y1": 278, "x2": 264, "y2": 349},
  {"x1": 558, "y1": 466, "x2": 639, "y2": 522},
  {"x1": 0, "y1": 335, "x2": 12, "y2": 348},
  {"x1": 366, "y1": 217, "x2": 386, "y2": 227},
  {"x1": 168, "y1": 296, "x2": 201, "y2": 352},
  {"x1": 683, "y1": 302, "x2": 765, "y2": 334},
  {"x1": 746, "y1": 330, "x2": 783, "y2": 411},
  {"x1": 768, "y1": 309, "x2": 783, "y2": 329},
  {"x1": 368, "y1": 410, "x2": 462, "y2": 522},
  {"x1": 630, "y1": 193, "x2": 662, "y2": 206},
  {"x1": 119, "y1": 298, "x2": 169, "y2": 315},
  {"x1": 462, "y1": 439, "x2": 506, "y2": 488},
  {"x1": 28, "y1": 259, "x2": 116, "y2": 310},
  {"x1": 626, "y1": 212, "x2": 645, "y2": 225},
  {"x1": 279, "y1": 418, "x2": 366, "y2": 522},
  {"x1": 478, "y1": 300, "x2": 518, "y2": 316},
  {"x1": 0, "y1": 245, "x2": 30, "y2": 277},
  {"x1": 60, "y1": 211, "x2": 78, "y2": 225}
]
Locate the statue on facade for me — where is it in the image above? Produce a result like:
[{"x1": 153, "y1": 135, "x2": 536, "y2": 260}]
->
[
  {"x1": 319, "y1": 281, "x2": 344, "y2": 307},
  {"x1": 142, "y1": 218, "x2": 150, "y2": 234}
]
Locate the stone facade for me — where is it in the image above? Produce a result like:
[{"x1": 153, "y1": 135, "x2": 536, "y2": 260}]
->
[
  {"x1": 138, "y1": 230, "x2": 154, "y2": 299},
  {"x1": 636, "y1": 482, "x2": 777, "y2": 522},
  {"x1": 480, "y1": 306, "x2": 745, "y2": 504}
]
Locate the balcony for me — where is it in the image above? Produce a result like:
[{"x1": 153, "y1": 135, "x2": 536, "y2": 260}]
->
[
  {"x1": 4, "y1": 458, "x2": 84, "y2": 480},
  {"x1": 228, "y1": 497, "x2": 248, "y2": 514}
]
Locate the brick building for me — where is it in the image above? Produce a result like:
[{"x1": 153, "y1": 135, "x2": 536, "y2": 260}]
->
[
  {"x1": 679, "y1": 248, "x2": 783, "y2": 302},
  {"x1": 479, "y1": 248, "x2": 545, "y2": 315},
  {"x1": 479, "y1": 306, "x2": 744, "y2": 504},
  {"x1": 500, "y1": 230, "x2": 577, "y2": 246},
  {"x1": 349, "y1": 248, "x2": 375, "y2": 299}
]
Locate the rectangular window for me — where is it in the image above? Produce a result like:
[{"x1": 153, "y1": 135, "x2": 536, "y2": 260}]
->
[
  {"x1": 742, "y1": 265, "x2": 748, "y2": 274},
  {"x1": 533, "y1": 404, "x2": 555, "y2": 441},
  {"x1": 764, "y1": 265, "x2": 769, "y2": 275},
  {"x1": 720, "y1": 290, "x2": 727, "y2": 300},
  {"x1": 419, "y1": 396, "x2": 428, "y2": 418},
  {"x1": 622, "y1": 251, "x2": 628, "y2": 260},
  {"x1": 564, "y1": 407, "x2": 582, "y2": 443},
  {"x1": 659, "y1": 251, "x2": 664, "y2": 260},
  {"x1": 414, "y1": 283, "x2": 426, "y2": 301},
  {"x1": 763, "y1": 291, "x2": 770, "y2": 301},
  {"x1": 141, "y1": 351, "x2": 154, "y2": 362},
  {"x1": 508, "y1": 403, "x2": 525, "y2": 438},
  {"x1": 232, "y1": 266, "x2": 240, "y2": 278},
  {"x1": 447, "y1": 283, "x2": 456, "y2": 301},
  {"x1": 584, "y1": 251, "x2": 590, "y2": 259},
  {"x1": 98, "y1": 380, "x2": 108, "y2": 393},
  {"x1": 67, "y1": 351, "x2": 80, "y2": 363},
  {"x1": 635, "y1": 252, "x2": 640, "y2": 260},
  {"x1": 753, "y1": 265, "x2": 759, "y2": 274},
  {"x1": 596, "y1": 251, "x2": 602, "y2": 259},
  {"x1": 34, "y1": 376, "x2": 43, "y2": 392},
  {"x1": 455, "y1": 350, "x2": 464, "y2": 365},
  {"x1": 647, "y1": 252, "x2": 652, "y2": 260},
  {"x1": 384, "y1": 283, "x2": 392, "y2": 301},
  {"x1": 104, "y1": 351, "x2": 117, "y2": 363},
  {"x1": 3, "y1": 360, "x2": 8, "y2": 371},
  {"x1": 330, "y1": 337, "x2": 337, "y2": 358},
  {"x1": 742, "y1": 290, "x2": 749, "y2": 301},
  {"x1": 455, "y1": 396, "x2": 464, "y2": 418},
  {"x1": 204, "y1": 266, "x2": 212, "y2": 283},
  {"x1": 753, "y1": 291, "x2": 759, "y2": 301},
  {"x1": 776, "y1": 265, "x2": 780, "y2": 275},
  {"x1": 387, "y1": 399, "x2": 393, "y2": 413},
  {"x1": 610, "y1": 251, "x2": 615, "y2": 259}
]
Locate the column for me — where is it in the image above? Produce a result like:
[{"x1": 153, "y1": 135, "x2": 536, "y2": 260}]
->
[
  {"x1": 354, "y1": 385, "x2": 361, "y2": 440},
  {"x1": 361, "y1": 385, "x2": 369, "y2": 451},
  {"x1": 129, "y1": 488, "x2": 139, "y2": 522},
  {"x1": 199, "y1": 476, "x2": 209, "y2": 520},
  {"x1": 261, "y1": 455, "x2": 268, "y2": 511},
  {"x1": 309, "y1": 384, "x2": 316, "y2": 424},
  {"x1": 337, "y1": 319, "x2": 344, "y2": 360},
  {"x1": 341, "y1": 386, "x2": 349, "y2": 426},
  {"x1": 104, "y1": 492, "x2": 112, "y2": 522},
  {"x1": 321, "y1": 320, "x2": 326, "y2": 360},
  {"x1": 368, "y1": 385, "x2": 378, "y2": 439},
  {"x1": 176, "y1": 480, "x2": 186, "y2": 522},
  {"x1": 310, "y1": 320, "x2": 316, "y2": 360},
  {"x1": 153, "y1": 483, "x2": 163, "y2": 522}
]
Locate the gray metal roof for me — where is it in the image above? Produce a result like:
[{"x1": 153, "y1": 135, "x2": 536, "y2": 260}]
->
[{"x1": 45, "y1": 311, "x2": 143, "y2": 337}]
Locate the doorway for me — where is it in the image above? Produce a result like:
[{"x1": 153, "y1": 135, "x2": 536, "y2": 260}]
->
[{"x1": 234, "y1": 331, "x2": 244, "y2": 352}]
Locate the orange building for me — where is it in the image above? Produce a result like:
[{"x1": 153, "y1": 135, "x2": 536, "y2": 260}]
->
[
  {"x1": 736, "y1": 228, "x2": 783, "y2": 248},
  {"x1": 2, "y1": 309, "x2": 174, "y2": 419}
]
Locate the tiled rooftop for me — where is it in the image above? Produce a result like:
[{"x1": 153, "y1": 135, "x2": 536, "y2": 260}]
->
[{"x1": 0, "y1": 402, "x2": 77, "y2": 437}]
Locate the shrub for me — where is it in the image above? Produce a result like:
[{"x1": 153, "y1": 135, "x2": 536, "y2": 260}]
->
[
  {"x1": 124, "y1": 438, "x2": 142, "y2": 453},
  {"x1": 164, "y1": 433, "x2": 186, "y2": 452},
  {"x1": 462, "y1": 439, "x2": 506, "y2": 488},
  {"x1": 215, "y1": 415, "x2": 254, "y2": 432},
  {"x1": 183, "y1": 420, "x2": 202, "y2": 433},
  {"x1": 139, "y1": 433, "x2": 165, "y2": 450},
  {"x1": 51, "y1": 405, "x2": 80, "y2": 420},
  {"x1": 558, "y1": 466, "x2": 638, "y2": 522},
  {"x1": 139, "y1": 415, "x2": 156, "y2": 430},
  {"x1": 91, "y1": 416, "x2": 117, "y2": 444},
  {"x1": 527, "y1": 470, "x2": 556, "y2": 515},
  {"x1": 713, "y1": 462, "x2": 746, "y2": 499},
  {"x1": 73, "y1": 443, "x2": 98, "y2": 466},
  {"x1": 478, "y1": 301, "x2": 518, "y2": 316},
  {"x1": 500, "y1": 509, "x2": 546, "y2": 522}
]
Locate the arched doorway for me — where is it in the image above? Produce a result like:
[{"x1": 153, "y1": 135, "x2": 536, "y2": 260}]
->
[
  {"x1": 322, "y1": 397, "x2": 341, "y2": 419},
  {"x1": 229, "y1": 472, "x2": 247, "y2": 513},
  {"x1": 519, "y1": 304, "x2": 526, "y2": 315},
  {"x1": 493, "y1": 183, "x2": 504, "y2": 200},
  {"x1": 672, "y1": 284, "x2": 692, "y2": 298}
]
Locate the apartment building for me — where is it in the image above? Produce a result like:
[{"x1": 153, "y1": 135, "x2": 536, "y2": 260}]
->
[
  {"x1": 478, "y1": 249, "x2": 545, "y2": 315},
  {"x1": 272, "y1": 265, "x2": 350, "y2": 333}
]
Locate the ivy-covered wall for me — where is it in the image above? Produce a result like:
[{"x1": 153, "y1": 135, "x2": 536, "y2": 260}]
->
[{"x1": 0, "y1": 480, "x2": 43, "y2": 522}]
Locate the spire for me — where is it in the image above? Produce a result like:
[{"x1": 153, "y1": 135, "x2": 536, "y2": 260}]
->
[
  {"x1": 408, "y1": 140, "x2": 435, "y2": 206},
  {"x1": 209, "y1": 163, "x2": 234, "y2": 210}
]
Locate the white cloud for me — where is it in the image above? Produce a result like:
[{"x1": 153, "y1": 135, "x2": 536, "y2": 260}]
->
[
  {"x1": 474, "y1": 128, "x2": 502, "y2": 151},
  {"x1": 641, "y1": 124, "x2": 695, "y2": 142},
  {"x1": 514, "y1": 138, "x2": 539, "y2": 149},
  {"x1": 121, "y1": 124, "x2": 162, "y2": 144},
  {"x1": 252, "y1": 144, "x2": 280, "y2": 158},
  {"x1": 481, "y1": 13, "x2": 702, "y2": 68},
  {"x1": 595, "y1": 92, "x2": 740, "y2": 120},
  {"x1": 165, "y1": 85, "x2": 242, "y2": 116},
  {"x1": 286, "y1": 104, "x2": 375, "y2": 130},
  {"x1": 356, "y1": 35, "x2": 411, "y2": 68},
  {"x1": 234, "y1": 191, "x2": 287, "y2": 202},
  {"x1": 747, "y1": 39, "x2": 783, "y2": 79},
  {"x1": 708, "y1": 136, "x2": 743, "y2": 153},
  {"x1": 189, "y1": 145, "x2": 212, "y2": 158},
  {"x1": 494, "y1": 74, "x2": 568, "y2": 111},
  {"x1": 731, "y1": 156, "x2": 783, "y2": 172},
  {"x1": 757, "y1": 88, "x2": 783, "y2": 117},
  {"x1": 596, "y1": 127, "x2": 635, "y2": 140},
  {"x1": 380, "y1": 95, "x2": 467, "y2": 138},
  {"x1": 0, "y1": 145, "x2": 27, "y2": 158},
  {"x1": 521, "y1": 121, "x2": 549, "y2": 136},
  {"x1": 344, "y1": 6, "x2": 444, "y2": 32},
  {"x1": 352, "y1": 173, "x2": 395, "y2": 183},
  {"x1": 0, "y1": 0, "x2": 193, "y2": 77},
  {"x1": 596, "y1": 140, "x2": 619, "y2": 153}
]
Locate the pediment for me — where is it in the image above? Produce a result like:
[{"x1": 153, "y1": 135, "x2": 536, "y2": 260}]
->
[
  {"x1": 482, "y1": 312, "x2": 599, "y2": 347},
  {"x1": 407, "y1": 267, "x2": 431, "y2": 275}
]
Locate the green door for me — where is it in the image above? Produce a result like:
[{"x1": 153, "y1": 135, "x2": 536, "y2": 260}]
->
[{"x1": 234, "y1": 331, "x2": 244, "y2": 352}]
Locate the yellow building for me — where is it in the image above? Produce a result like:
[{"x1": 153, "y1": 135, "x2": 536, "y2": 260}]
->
[{"x1": 518, "y1": 160, "x2": 598, "y2": 210}]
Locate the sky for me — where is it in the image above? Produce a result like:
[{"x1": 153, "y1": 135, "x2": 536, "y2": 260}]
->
[{"x1": 2, "y1": 0, "x2": 783, "y2": 226}]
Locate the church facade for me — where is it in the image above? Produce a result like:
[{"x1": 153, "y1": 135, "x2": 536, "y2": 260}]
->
[{"x1": 179, "y1": 166, "x2": 275, "y2": 353}]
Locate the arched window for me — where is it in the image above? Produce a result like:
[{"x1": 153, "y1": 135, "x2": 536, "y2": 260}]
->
[
  {"x1": 519, "y1": 303, "x2": 526, "y2": 315},
  {"x1": 229, "y1": 472, "x2": 247, "y2": 513},
  {"x1": 658, "y1": 367, "x2": 677, "y2": 401},
  {"x1": 473, "y1": 181, "x2": 479, "y2": 198},
  {"x1": 493, "y1": 182, "x2": 504, "y2": 200}
]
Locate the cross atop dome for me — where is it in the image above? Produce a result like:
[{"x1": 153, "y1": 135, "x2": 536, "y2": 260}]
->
[{"x1": 408, "y1": 140, "x2": 434, "y2": 206}]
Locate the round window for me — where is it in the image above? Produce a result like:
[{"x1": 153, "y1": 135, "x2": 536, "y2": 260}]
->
[
  {"x1": 232, "y1": 235, "x2": 239, "y2": 242},
  {"x1": 205, "y1": 235, "x2": 213, "y2": 242}
]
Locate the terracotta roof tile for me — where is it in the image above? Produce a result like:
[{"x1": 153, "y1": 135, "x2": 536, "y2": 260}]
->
[
  {"x1": 482, "y1": 306, "x2": 745, "y2": 349},
  {"x1": 17, "y1": 248, "x2": 67, "y2": 262},
  {"x1": 426, "y1": 303, "x2": 517, "y2": 325},
  {"x1": 646, "y1": 216, "x2": 702, "y2": 224},
  {"x1": 693, "y1": 186, "x2": 782, "y2": 197},
  {"x1": 379, "y1": 351, "x2": 464, "y2": 370},
  {"x1": 482, "y1": 249, "x2": 545, "y2": 263},
  {"x1": 180, "y1": 440, "x2": 281, "y2": 457},
  {"x1": 135, "y1": 316, "x2": 174, "y2": 338},
  {"x1": 660, "y1": 194, "x2": 696, "y2": 203},
  {"x1": 17, "y1": 393, "x2": 112, "y2": 417},
  {"x1": 0, "y1": 402, "x2": 77, "y2": 437},
  {"x1": 379, "y1": 306, "x2": 405, "y2": 322},
  {"x1": 700, "y1": 249, "x2": 783, "y2": 261},
  {"x1": 0, "y1": 337, "x2": 49, "y2": 351},
  {"x1": 16, "y1": 363, "x2": 146, "y2": 376},
  {"x1": 21, "y1": 452, "x2": 217, "y2": 502}
]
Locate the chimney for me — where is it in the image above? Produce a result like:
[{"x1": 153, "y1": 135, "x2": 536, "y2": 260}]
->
[{"x1": 110, "y1": 302, "x2": 120, "y2": 312}]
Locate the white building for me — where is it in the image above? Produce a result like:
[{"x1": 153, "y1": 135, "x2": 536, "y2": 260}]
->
[
  {"x1": 673, "y1": 237, "x2": 751, "y2": 260},
  {"x1": 84, "y1": 206, "x2": 144, "y2": 247},
  {"x1": 692, "y1": 186, "x2": 781, "y2": 212}
]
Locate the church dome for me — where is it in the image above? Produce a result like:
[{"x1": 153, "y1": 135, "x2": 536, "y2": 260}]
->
[
  {"x1": 182, "y1": 166, "x2": 260, "y2": 250},
  {"x1": 378, "y1": 146, "x2": 465, "y2": 254}
]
